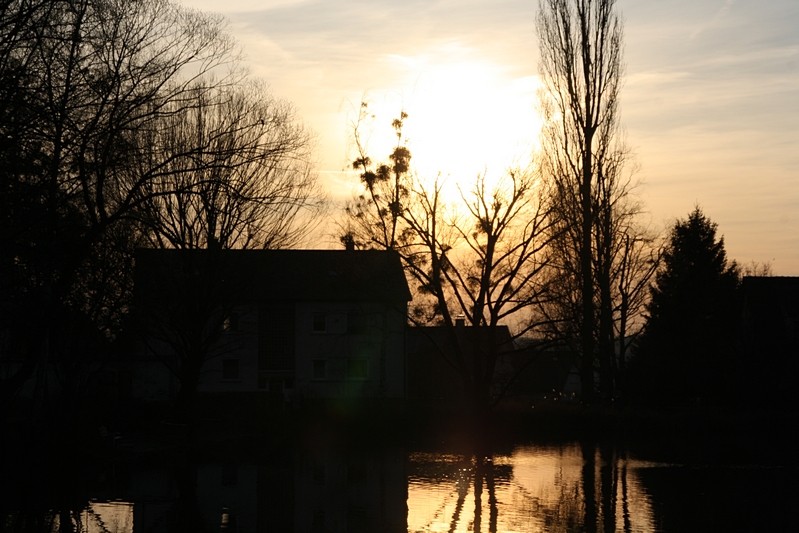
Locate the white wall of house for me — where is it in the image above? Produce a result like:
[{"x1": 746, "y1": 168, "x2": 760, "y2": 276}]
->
[
  {"x1": 130, "y1": 305, "x2": 259, "y2": 400},
  {"x1": 131, "y1": 301, "x2": 406, "y2": 402},
  {"x1": 197, "y1": 305, "x2": 259, "y2": 393},
  {"x1": 293, "y1": 301, "x2": 406, "y2": 400}
]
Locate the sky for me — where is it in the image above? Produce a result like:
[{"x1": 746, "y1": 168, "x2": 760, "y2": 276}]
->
[{"x1": 178, "y1": 0, "x2": 798, "y2": 273}]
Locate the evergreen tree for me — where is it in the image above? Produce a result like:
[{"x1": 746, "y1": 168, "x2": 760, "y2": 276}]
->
[{"x1": 631, "y1": 207, "x2": 740, "y2": 408}]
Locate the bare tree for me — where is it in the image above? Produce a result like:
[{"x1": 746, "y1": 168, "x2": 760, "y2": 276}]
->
[
  {"x1": 133, "y1": 81, "x2": 323, "y2": 420},
  {"x1": 611, "y1": 224, "x2": 660, "y2": 373},
  {"x1": 342, "y1": 101, "x2": 410, "y2": 251},
  {"x1": 341, "y1": 108, "x2": 554, "y2": 414},
  {"x1": 535, "y1": 175, "x2": 659, "y2": 401},
  {"x1": 741, "y1": 260, "x2": 773, "y2": 277},
  {"x1": 136, "y1": 80, "x2": 323, "y2": 251},
  {"x1": 536, "y1": 0, "x2": 625, "y2": 402},
  {"x1": 0, "y1": 0, "x2": 245, "y2": 411}
]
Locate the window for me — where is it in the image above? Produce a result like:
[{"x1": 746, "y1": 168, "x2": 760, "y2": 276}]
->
[
  {"x1": 312, "y1": 313, "x2": 326, "y2": 333},
  {"x1": 347, "y1": 358, "x2": 368, "y2": 380},
  {"x1": 347, "y1": 506, "x2": 368, "y2": 532},
  {"x1": 222, "y1": 359, "x2": 239, "y2": 380},
  {"x1": 312, "y1": 360, "x2": 327, "y2": 380}
]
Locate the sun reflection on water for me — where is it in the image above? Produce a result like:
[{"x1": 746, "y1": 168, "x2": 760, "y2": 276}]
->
[
  {"x1": 50, "y1": 501, "x2": 134, "y2": 533},
  {"x1": 407, "y1": 444, "x2": 656, "y2": 533}
]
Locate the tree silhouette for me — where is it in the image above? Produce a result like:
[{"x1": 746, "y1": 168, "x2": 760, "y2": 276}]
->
[
  {"x1": 133, "y1": 81, "x2": 322, "y2": 422},
  {"x1": 136, "y1": 81, "x2": 322, "y2": 252},
  {"x1": 0, "y1": 0, "x2": 321, "y2": 421},
  {"x1": 0, "y1": 0, "x2": 232, "y2": 411},
  {"x1": 631, "y1": 207, "x2": 740, "y2": 408},
  {"x1": 341, "y1": 106, "x2": 554, "y2": 415},
  {"x1": 536, "y1": 0, "x2": 641, "y2": 402}
]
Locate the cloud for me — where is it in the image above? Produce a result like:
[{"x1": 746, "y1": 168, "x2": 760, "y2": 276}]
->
[
  {"x1": 176, "y1": 0, "x2": 312, "y2": 14},
  {"x1": 689, "y1": 0, "x2": 736, "y2": 40},
  {"x1": 172, "y1": 0, "x2": 799, "y2": 272}
]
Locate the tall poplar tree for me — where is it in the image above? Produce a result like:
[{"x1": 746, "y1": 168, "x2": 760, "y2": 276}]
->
[{"x1": 536, "y1": 0, "x2": 628, "y2": 401}]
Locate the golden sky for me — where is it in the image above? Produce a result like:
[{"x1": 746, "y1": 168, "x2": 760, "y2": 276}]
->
[{"x1": 179, "y1": 0, "x2": 798, "y2": 273}]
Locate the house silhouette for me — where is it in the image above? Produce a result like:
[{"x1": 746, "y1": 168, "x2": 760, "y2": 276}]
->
[
  {"x1": 740, "y1": 276, "x2": 799, "y2": 409},
  {"x1": 129, "y1": 249, "x2": 410, "y2": 406}
]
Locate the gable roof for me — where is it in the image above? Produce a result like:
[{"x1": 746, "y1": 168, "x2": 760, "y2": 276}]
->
[{"x1": 134, "y1": 248, "x2": 411, "y2": 303}]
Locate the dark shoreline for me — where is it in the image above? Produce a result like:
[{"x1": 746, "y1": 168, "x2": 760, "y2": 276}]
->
[{"x1": 4, "y1": 396, "x2": 794, "y2": 469}]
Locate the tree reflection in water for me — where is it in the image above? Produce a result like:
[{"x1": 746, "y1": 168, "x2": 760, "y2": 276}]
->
[
  {"x1": 14, "y1": 438, "x2": 796, "y2": 532},
  {"x1": 407, "y1": 443, "x2": 655, "y2": 533}
]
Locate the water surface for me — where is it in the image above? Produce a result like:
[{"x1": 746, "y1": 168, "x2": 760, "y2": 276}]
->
[{"x1": 4, "y1": 438, "x2": 797, "y2": 532}]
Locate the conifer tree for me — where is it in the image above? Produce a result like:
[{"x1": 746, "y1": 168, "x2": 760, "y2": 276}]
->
[{"x1": 632, "y1": 207, "x2": 740, "y2": 407}]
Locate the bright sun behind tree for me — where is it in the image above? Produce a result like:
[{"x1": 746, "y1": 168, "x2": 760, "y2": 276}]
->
[{"x1": 355, "y1": 55, "x2": 543, "y2": 199}]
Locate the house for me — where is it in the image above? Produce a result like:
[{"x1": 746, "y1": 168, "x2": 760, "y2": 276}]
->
[
  {"x1": 129, "y1": 249, "x2": 411, "y2": 405},
  {"x1": 739, "y1": 276, "x2": 799, "y2": 408}
]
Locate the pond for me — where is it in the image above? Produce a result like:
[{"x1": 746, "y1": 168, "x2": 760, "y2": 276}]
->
[{"x1": 4, "y1": 430, "x2": 797, "y2": 533}]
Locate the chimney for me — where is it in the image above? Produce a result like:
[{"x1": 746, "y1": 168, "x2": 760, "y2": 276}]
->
[
  {"x1": 455, "y1": 315, "x2": 465, "y2": 328},
  {"x1": 343, "y1": 233, "x2": 355, "y2": 251}
]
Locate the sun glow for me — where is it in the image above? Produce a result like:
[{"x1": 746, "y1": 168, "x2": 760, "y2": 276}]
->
[{"x1": 354, "y1": 51, "x2": 543, "y2": 198}]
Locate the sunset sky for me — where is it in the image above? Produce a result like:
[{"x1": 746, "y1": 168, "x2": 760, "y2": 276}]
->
[{"x1": 178, "y1": 0, "x2": 798, "y2": 273}]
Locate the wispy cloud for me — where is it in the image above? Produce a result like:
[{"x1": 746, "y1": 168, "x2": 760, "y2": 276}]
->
[
  {"x1": 176, "y1": 0, "x2": 313, "y2": 14},
  {"x1": 689, "y1": 0, "x2": 736, "y2": 40}
]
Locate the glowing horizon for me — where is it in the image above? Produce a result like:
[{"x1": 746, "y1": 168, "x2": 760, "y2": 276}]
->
[{"x1": 176, "y1": 0, "x2": 799, "y2": 272}]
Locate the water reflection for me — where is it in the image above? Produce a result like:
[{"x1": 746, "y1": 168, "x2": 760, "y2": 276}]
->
[
  {"x1": 3, "y1": 501, "x2": 133, "y2": 533},
  {"x1": 4, "y1": 440, "x2": 796, "y2": 532},
  {"x1": 407, "y1": 444, "x2": 656, "y2": 532}
]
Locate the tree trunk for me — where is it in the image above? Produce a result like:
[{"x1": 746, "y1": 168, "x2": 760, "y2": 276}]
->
[
  {"x1": 582, "y1": 440, "x2": 598, "y2": 533},
  {"x1": 598, "y1": 241, "x2": 615, "y2": 403},
  {"x1": 580, "y1": 133, "x2": 595, "y2": 403},
  {"x1": 174, "y1": 354, "x2": 202, "y2": 424}
]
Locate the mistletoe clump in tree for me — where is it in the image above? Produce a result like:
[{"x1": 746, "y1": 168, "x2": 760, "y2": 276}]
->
[{"x1": 341, "y1": 104, "x2": 554, "y2": 417}]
